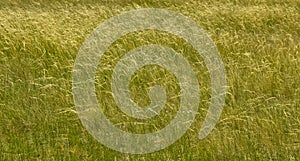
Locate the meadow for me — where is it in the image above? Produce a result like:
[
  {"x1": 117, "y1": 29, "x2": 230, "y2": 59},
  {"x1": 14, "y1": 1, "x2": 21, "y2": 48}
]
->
[{"x1": 0, "y1": 0, "x2": 299, "y2": 160}]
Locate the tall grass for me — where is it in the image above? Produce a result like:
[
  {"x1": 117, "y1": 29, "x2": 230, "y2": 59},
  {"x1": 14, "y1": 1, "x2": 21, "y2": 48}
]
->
[{"x1": 0, "y1": 0, "x2": 299, "y2": 160}]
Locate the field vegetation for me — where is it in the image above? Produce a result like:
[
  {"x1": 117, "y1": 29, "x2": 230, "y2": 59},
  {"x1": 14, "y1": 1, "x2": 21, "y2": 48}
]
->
[{"x1": 0, "y1": 0, "x2": 299, "y2": 160}]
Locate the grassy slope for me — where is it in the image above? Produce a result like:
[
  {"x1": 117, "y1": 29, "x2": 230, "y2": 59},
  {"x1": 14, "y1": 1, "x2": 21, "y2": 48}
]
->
[{"x1": 0, "y1": 0, "x2": 299, "y2": 160}]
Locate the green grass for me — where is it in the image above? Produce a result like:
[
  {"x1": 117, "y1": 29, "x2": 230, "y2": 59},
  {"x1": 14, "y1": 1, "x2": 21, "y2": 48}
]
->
[{"x1": 0, "y1": 0, "x2": 299, "y2": 160}]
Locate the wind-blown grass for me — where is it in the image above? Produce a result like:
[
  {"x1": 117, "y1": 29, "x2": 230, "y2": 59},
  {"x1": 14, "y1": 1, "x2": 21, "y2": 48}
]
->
[{"x1": 0, "y1": 0, "x2": 299, "y2": 160}]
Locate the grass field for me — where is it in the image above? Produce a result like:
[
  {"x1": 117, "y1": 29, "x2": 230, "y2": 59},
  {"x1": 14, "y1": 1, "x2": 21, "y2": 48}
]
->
[{"x1": 0, "y1": 0, "x2": 299, "y2": 160}]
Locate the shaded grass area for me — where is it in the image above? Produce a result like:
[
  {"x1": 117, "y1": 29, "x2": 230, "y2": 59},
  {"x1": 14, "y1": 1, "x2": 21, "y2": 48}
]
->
[{"x1": 0, "y1": 0, "x2": 299, "y2": 160}]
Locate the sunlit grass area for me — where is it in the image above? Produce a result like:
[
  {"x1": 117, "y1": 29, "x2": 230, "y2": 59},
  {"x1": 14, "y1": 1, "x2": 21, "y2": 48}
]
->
[{"x1": 0, "y1": 0, "x2": 299, "y2": 160}]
